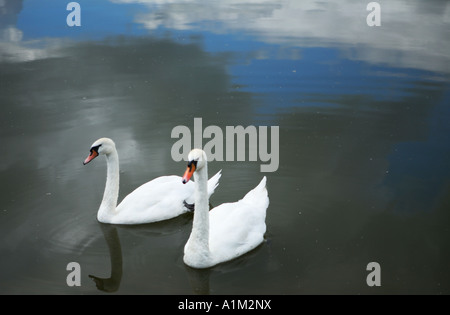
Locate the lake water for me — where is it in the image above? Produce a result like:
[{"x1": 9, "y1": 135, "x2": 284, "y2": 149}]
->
[{"x1": 0, "y1": 0, "x2": 449, "y2": 295}]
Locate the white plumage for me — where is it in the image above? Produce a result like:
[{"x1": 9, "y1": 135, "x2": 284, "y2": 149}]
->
[
  {"x1": 181, "y1": 149, "x2": 269, "y2": 269},
  {"x1": 83, "y1": 138, "x2": 221, "y2": 225}
]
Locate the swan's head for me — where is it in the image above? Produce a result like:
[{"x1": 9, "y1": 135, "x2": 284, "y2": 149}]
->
[
  {"x1": 182, "y1": 148, "x2": 207, "y2": 184},
  {"x1": 83, "y1": 138, "x2": 116, "y2": 165}
]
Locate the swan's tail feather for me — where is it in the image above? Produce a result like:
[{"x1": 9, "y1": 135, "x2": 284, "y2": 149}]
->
[
  {"x1": 242, "y1": 176, "x2": 269, "y2": 208},
  {"x1": 207, "y1": 169, "x2": 222, "y2": 196}
]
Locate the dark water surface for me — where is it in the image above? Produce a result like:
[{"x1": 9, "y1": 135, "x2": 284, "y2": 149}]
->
[{"x1": 0, "y1": 0, "x2": 449, "y2": 294}]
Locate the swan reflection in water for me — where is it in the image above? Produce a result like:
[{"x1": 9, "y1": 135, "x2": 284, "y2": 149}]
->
[
  {"x1": 183, "y1": 241, "x2": 267, "y2": 295},
  {"x1": 88, "y1": 213, "x2": 193, "y2": 293},
  {"x1": 89, "y1": 223, "x2": 123, "y2": 292},
  {"x1": 184, "y1": 265, "x2": 211, "y2": 295},
  {"x1": 88, "y1": 221, "x2": 212, "y2": 294},
  {"x1": 87, "y1": 213, "x2": 265, "y2": 294}
]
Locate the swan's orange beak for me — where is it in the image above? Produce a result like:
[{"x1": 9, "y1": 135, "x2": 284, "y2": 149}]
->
[
  {"x1": 83, "y1": 150, "x2": 98, "y2": 165},
  {"x1": 182, "y1": 162, "x2": 196, "y2": 184}
]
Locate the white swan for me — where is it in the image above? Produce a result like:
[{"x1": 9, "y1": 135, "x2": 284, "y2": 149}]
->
[
  {"x1": 83, "y1": 138, "x2": 222, "y2": 224},
  {"x1": 181, "y1": 149, "x2": 269, "y2": 269}
]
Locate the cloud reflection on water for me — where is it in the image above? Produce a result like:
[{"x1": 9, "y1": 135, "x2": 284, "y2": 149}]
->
[
  {"x1": 114, "y1": 0, "x2": 450, "y2": 74},
  {"x1": 1, "y1": 0, "x2": 449, "y2": 74}
]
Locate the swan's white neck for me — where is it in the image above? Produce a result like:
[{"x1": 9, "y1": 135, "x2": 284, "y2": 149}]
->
[
  {"x1": 185, "y1": 163, "x2": 211, "y2": 266},
  {"x1": 98, "y1": 149, "x2": 120, "y2": 222}
]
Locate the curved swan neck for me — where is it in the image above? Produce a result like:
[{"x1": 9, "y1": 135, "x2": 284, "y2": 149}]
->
[
  {"x1": 189, "y1": 163, "x2": 210, "y2": 258},
  {"x1": 98, "y1": 149, "x2": 120, "y2": 220}
]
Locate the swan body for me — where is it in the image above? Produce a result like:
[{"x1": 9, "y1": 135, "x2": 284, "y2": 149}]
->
[
  {"x1": 181, "y1": 149, "x2": 269, "y2": 269},
  {"x1": 83, "y1": 138, "x2": 221, "y2": 225}
]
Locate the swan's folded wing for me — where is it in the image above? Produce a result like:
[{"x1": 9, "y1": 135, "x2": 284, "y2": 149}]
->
[
  {"x1": 115, "y1": 176, "x2": 194, "y2": 224},
  {"x1": 208, "y1": 178, "x2": 269, "y2": 264},
  {"x1": 209, "y1": 200, "x2": 267, "y2": 264}
]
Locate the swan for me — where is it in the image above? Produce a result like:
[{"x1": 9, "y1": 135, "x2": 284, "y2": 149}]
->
[
  {"x1": 83, "y1": 138, "x2": 222, "y2": 224},
  {"x1": 181, "y1": 149, "x2": 269, "y2": 269}
]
